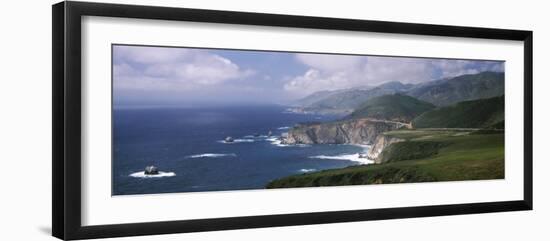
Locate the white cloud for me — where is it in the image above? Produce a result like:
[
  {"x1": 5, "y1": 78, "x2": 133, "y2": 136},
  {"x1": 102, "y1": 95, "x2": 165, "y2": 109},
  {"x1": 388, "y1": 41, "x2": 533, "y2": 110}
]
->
[
  {"x1": 285, "y1": 54, "x2": 503, "y2": 97},
  {"x1": 295, "y1": 53, "x2": 363, "y2": 72},
  {"x1": 113, "y1": 46, "x2": 254, "y2": 91},
  {"x1": 284, "y1": 54, "x2": 367, "y2": 94},
  {"x1": 284, "y1": 69, "x2": 353, "y2": 94},
  {"x1": 362, "y1": 57, "x2": 434, "y2": 84},
  {"x1": 113, "y1": 46, "x2": 192, "y2": 64},
  {"x1": 285, "y1": 55, "x2": 434, "y2": 95},
  {"x1": 432, "y1": 59, "x2": 503, "y2": 78}
]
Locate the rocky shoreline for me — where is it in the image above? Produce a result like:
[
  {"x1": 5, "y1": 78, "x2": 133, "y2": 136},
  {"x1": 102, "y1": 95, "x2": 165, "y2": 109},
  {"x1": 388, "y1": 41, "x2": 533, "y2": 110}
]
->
[
  {"x1": 366, "y1": 135, "x2": 405, "y2": 163},
  {"x1": 281, "y1": 118, "x2": 407, "y2": 145},
  {"x1": 279, "y1": 118, "x2": 411, "y2": 164}
]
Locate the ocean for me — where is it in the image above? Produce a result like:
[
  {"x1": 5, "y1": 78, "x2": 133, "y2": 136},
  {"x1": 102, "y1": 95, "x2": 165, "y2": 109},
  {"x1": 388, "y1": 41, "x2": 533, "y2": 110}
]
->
[{"x1": 113, "y1": 105, "x2": 371, "y2": 195}]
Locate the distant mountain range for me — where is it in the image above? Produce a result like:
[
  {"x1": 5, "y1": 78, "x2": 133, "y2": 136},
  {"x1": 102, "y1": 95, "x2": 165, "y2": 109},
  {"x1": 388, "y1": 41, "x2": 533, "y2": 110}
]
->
[
  {"x1": 291, "y1": 71, "x2": 504, "y2": 115},
  {"x1": 292, "y1": 85, "x2": 376, "y2": 107},
  {"x1": 407, "y1": 71, "x2": 504, "y2": 106}
]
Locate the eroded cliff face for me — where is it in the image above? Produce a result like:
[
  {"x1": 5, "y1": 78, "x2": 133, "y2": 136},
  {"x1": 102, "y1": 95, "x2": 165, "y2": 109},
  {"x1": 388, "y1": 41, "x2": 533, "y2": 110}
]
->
[
  {"x1": 281, "y1": 118, "x2": 405, "y2": 145},
  {"x1": 366, "y1": 135, "x2": 404, "y2": 163}
]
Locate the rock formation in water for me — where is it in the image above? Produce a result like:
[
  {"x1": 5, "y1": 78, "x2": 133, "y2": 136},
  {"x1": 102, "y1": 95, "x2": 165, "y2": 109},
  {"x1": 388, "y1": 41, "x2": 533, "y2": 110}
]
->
[
  {"x1": 281, "y1": 118, "x2": 407, "y2": 145},
  {"x1": 144, "y1": 165, "x2": 159, "y2": 175}
]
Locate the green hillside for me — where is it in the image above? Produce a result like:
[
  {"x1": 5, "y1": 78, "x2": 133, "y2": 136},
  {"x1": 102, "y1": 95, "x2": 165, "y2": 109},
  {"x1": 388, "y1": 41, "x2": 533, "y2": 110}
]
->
[
  {"x1": 412, "y1": 95, "x2": 504, "y2": 128},
  {"x1": 266, "y1": 129, "x2": 504, "y2": 188},
  {"x1": 348, "y1": 94, "x2": 435, "y2": 122}
]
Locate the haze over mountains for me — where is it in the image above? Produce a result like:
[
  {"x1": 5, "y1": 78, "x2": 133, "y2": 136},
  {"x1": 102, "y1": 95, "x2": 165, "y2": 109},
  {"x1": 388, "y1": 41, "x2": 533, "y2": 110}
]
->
[{"x1": 291, "y1": 71, "x2": 504, "y2": 115}]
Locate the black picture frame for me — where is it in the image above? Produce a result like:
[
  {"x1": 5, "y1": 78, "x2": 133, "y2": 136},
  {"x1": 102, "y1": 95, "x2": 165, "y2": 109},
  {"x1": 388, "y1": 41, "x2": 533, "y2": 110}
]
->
[{"x1": 52, "y1": 1, "x2": 533, "y2": 240}]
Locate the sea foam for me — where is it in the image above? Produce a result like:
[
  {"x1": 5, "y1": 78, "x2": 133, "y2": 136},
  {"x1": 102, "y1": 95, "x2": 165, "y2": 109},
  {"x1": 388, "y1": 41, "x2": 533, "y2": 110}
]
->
[
  {"x1": 187, "y1": 153, "x2": 236, "y2": 158},
  {"x1": 244, "y1": 135, "x2": 268, "y2": 138},
  {"x1": 217, "y1": 138, "x2": 255, "y2": 144},
  {"x1": 310, "y1": 153, "x2": 374, "y2": 165},
  {"x1": 266, "y1": 136, "x2": 309, "y2": 147},
  {"x1": 299, "y1": 168, "x2": 317, "y2": 173},
  {"x1": 271, "y1": 139, "x2": 290, "y2": 147},
  {"x1": 129, "y1": 171, "x2": 176, "y2": 178}
]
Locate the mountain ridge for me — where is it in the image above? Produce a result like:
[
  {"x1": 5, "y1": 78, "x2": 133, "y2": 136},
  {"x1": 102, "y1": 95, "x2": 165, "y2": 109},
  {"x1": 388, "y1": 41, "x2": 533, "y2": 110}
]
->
[
  {"x1": 348, "y1": 93, "x2": 435, "y2": 123},
  {"x1": 291, "y1": 71, "x2": 504, "y2": 114}
]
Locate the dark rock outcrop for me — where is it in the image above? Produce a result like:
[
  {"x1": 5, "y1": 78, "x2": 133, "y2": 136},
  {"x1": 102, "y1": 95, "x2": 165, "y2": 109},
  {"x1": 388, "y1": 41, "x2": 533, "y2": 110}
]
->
[{"x1": 144, "y1": 166, "x2": 159, "y2": 175}]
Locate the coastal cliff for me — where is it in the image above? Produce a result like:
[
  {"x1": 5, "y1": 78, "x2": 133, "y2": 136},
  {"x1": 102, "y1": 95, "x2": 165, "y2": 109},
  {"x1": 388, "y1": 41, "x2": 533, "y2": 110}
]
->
[
  {"x1": 281, "y1": 118, "x2": 407, "y2": 145},
  {"x1": 366, "y1": 134, "x2": 404, "y2": 163},
  {"x1": 267, "y1": 129, "x2": 504, "y2": 189}
]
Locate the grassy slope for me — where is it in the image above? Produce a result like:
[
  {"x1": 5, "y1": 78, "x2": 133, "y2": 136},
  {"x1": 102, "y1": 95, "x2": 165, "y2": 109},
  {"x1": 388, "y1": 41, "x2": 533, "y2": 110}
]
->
[
  {"x1": 348, "y1": 94, "x2": 435, "y2": 122},
  {"x1": 267, "y1": 129, "x2": 504, "y2": 188},
  {"x1": 412, "y1": 95, "x2": 504, "y2": 128}
]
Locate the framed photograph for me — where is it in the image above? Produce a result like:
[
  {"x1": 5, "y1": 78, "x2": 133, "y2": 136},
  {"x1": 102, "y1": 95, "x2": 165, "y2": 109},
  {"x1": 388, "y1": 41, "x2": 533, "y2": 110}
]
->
[{"x1": 52, "y1": 1, "x2": 533, "y2": 240}]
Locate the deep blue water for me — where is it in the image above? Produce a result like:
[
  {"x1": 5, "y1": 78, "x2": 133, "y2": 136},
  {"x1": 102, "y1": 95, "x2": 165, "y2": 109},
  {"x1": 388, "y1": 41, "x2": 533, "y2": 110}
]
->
[{"x1": 113, "y1": 105, "x2": 367, "y2": 195}]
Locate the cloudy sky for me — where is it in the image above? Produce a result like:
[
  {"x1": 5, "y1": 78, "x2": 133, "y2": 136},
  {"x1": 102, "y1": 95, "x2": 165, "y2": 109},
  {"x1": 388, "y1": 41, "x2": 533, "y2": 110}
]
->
[{"x1": 113, "y1": 45, "x2": 504, "y2": 107}]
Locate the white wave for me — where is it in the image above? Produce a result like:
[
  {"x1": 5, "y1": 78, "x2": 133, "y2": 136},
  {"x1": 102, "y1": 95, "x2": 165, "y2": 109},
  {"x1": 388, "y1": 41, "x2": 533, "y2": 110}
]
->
[
  {"x1": 265, "y1": 136, "x2": 285, "y2": 146},
  {"x1": 265, "y1": 136, "x2": 279, "y2": 142},
  {"x1": 271, "y1": 138, "x2": 289, "y2": 147},
  {"x1": 277, "y1": 126, "x2": 290, "y2": 130},
  {"x1": 129, "y1": 171, "x2": 176, "y2": 178},
  {"x1": 299, "y1": 168, "x2": 317, "y2": 173},
  {"x1": 217, "y1": 138, "x2": 255, "y2": 144},
  {"x1": 310, "y1": 153, "x2": 374, "y2": 165},
  {"x1": 186, "y1": 153, "x2": 236, "y2": 158},
  {"x1": 234, "y1": 139, "x2": 255, "y2": 142},
  {"x1": 268, "y1": 137, "x2": 288, "y2": 147},
  {"x1": 245, "y1": 135, "x2": 268, "y2": 138},
  {"x1": 266, "y1": 136, "x2": 310, "y2": 147}
]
